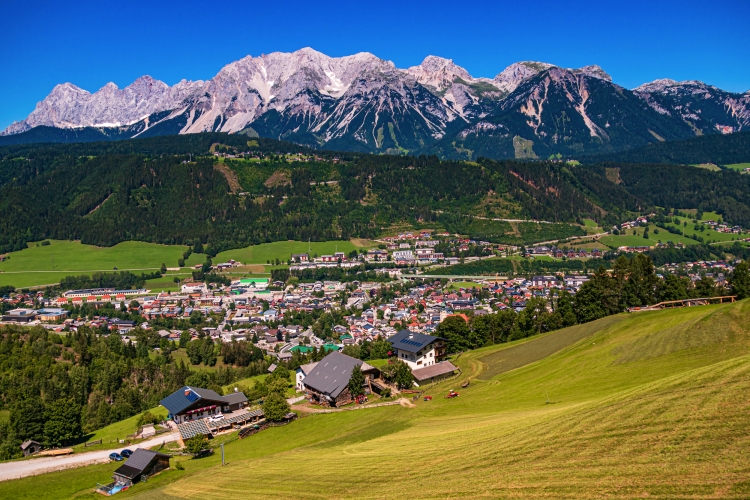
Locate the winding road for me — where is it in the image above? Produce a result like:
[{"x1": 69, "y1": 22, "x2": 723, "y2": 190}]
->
[{"x1": 0, "y1": 431, "x2": 179, "y2": 482}]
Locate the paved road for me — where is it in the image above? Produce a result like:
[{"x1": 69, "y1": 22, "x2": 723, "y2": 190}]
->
[{"x1": 0, "y1": 431, "x2": 179, "y2": 482}]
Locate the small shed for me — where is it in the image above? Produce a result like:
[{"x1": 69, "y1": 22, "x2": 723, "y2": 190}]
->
[
  {"x1": 113, "y1": 449, "x2": 170, "y2": 484},
  {"x1": 267, "y1": 363, "x2": 278, "y2": 374},
  {"x1": 20, "y1": 439, "x2": 41, "y2": 456}
]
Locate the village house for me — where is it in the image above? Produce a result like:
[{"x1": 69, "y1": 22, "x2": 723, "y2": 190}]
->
[
  {"x1": 388, "y1": 330, "x2": 447, "y2": 370},
  {"x1": 112, "y1": 449, "x2": 170, "y2": 486},
  {"x1": 303, "y1": 351, "x2": 378, "y2": 407},
  {"x1": 160, "y1": 386, "x2": 248, "y2": 424}
]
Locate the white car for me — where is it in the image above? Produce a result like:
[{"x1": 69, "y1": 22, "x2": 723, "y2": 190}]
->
[{"x1": 208, "y1": 414, "x2": 225, "y2": 422}]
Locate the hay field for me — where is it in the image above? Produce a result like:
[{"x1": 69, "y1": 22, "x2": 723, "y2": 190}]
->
[{"x1": 3, "y1": 302, "x2": 750, "y2": 499}]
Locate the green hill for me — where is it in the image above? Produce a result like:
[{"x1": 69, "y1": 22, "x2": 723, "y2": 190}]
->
[{"x1": 3, "y1": 301, "x2": 750, "y2": 499}]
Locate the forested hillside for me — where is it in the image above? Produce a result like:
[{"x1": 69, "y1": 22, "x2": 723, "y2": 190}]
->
[
  {"x1": 1, "y1": 134, "x2": 749, "y2": 255},
  {"x1": 584, "y1": 131, "x2": 750, "y2": 165}
]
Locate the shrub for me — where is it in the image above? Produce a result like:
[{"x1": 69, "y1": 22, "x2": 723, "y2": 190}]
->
[
  {"x1": 184, "y1": 435, "x2": 209, "y2": 456},
  {"x1": 262, "y1": 392, "x2": 290, "y2": 422}
]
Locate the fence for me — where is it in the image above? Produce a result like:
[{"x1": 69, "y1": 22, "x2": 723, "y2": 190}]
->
[{"x1": 84, "y1": 439, "x2": 102, "y2": 447}]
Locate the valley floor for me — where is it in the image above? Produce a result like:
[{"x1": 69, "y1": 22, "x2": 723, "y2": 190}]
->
[{"x1": 2, "y1": 302, "x2": 749, "y2": 499}]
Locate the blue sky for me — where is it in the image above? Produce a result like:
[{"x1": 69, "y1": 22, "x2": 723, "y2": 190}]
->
[{"x1": 1, "y1": 0, "x2": 749, "y2": 130}]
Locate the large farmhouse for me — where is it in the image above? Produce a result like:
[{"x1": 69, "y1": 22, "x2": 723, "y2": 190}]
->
[
  {"x1": 160, "y1": 386, "x2": 248, "y2": 424},
  {"x1": 302, "y1": 351, "x2": 378, "y2": 407},
  {"x1": 387, "y1": 330, "x2": 447, "y2": 370}
]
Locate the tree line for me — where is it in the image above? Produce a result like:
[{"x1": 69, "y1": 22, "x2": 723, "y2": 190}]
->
[{"x1": 435, "y1": 255, "x2": 750, "y2": 351}]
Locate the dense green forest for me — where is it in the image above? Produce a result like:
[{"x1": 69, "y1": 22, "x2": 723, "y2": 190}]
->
[
  {"x1": 584, "y1": 131, "x2": 750, "y2": 165},
  {"x1": 1, "y1": 133, "x2": 749, "y2": 255}
]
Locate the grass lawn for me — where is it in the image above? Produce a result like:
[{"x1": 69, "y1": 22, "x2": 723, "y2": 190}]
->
[
  {"x1": 145, "y1": 272, "x2": 194, "y2": 293},
  {"x1": 0, "y1": 240, "x2": 204, "y2": 289},
  {"x1": 690, "y1": 163, "x2": 721, "y2": 171},
  {"x1": 72, "y1": 407, "x2": 168, "y2": 452},
  {"x1": 214, "y1": 239, "x2": 377, "y2": 265},
  {"x1": 668, "y1": 216, "x2": 744, "y2": 244},
  {"x1": 364, "y1": 358, "x2": 388, "y2": 369},
  {"x1": 723, "y1": 162, "x2": 750, "y2": 173},
  {"x1": 224, "y1": 372, "x2": 298, "y2": 397},
  {"x1": 447, "y1": 281, "x2": 484, "y2": 291},
  {"x1": 600, "y1": 224, "x2": 699, "y2": 249},
  {"x1": 5, "y1": 302, "x2": 750, "y2": 498},
  {"x1": 581, "y1": 219, "x2": 603, "y2": 235},
  {"x1": 170, "y1": 349, "x2": 227, "y2": 371}
]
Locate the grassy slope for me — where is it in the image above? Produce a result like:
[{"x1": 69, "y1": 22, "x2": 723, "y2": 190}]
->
[
  {"x1": 599, "y1": 223, "x2": 699, "y2": 249},
  {"x1": 0, "y1": 239, "x2": 376, "y2": 289},
  {"x1": 214, "y1": 239, "x2": 376, "y2": 265},
  {"x1": 0, "y1": 240, "x2": 204, "y2": 288},
  {"x1": 4, "y1": 302, "x2": 750, "y2": 499},
  {"x1": 724, "y1": 163, "x2": 750, "y2": 172},
  {"x1": 72, "y1": 407, "x2": 169, "y2": 452}
]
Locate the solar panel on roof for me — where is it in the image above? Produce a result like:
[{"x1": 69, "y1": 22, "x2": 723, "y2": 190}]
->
[{"x1": 185, "y1": 390, "x2": 200, "y2": 402}]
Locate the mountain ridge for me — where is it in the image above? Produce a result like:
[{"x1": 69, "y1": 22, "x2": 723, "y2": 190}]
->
[{"x1": 3, "y1": 48, "x2": 748, "y2": 158}]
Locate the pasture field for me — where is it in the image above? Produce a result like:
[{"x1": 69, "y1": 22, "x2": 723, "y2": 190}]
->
[
  {"x1": 581, "y1": 218, "x2": 603, "y2": 235},
  {"x1": 0, "y1": 239, "x2": 374, "y2": 289},
  {"x1": 666, "y1": 213, "x2": 748, "y2": 243},
  {"x1": 0, "y1": 240, "x2": 203, "y2": 289},
  {"x1": 447, "y1": 281, "x2": 484, "y2": 290},
  {"x1": 214, "y1": 239, "x2": 377, "y2": 265},
  {"x1": 169, "y1": 349, "x2": 227, "y2": 371},
  {"x1": 2, "y1": 301, "x2": 750, "y2": 498},
  {"x1": 690, "y1": 162, "x2": 721, "y2": 171},
  {"x1": 723, "y1": 162, "x2": 750, "y2": 172},
  {"x1": 599, "y1": 224, "x2": 699, "y2": 249},
  {"x1": 70, "y1": 407, "x2": 169, "y2": 452}
]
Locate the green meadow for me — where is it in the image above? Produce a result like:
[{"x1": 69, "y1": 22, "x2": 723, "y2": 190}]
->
[
  {"x1": 0, "y1": 241, "x2": 204, "y2": 289},
  {"x1": 214, "y1": 239, "x2": 377, "y2": 265},
  {"x1": 599, "y1": 223, "x2": 700, "y2": 249},
  {"x1": 2, "y1": 301, "x2": 750, "y2": 498},
  {"x1": 723, "y1": 162, "x2": 750, "y2": 172},
  {"x1": 0, "y1": 239, "x2": 376, "y2": 289}
]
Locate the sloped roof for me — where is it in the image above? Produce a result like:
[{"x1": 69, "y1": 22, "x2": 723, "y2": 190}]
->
[
  {"x1": 303, "y1": 351, "x2": 363, "y2": 399},
  {"x1": 114, "y1": 448, "x2": 170, "y2": 479},
  {"x1": 297, "y1": 361, "x2": 319, "y2": 375},
  {"x1": 160, "y1": 386, "x2": 228, "y2": 416},
  {"x1": 223, "y1": 392, "x2": 248, "y2": 405},
  {"x1": 177, "y1": 419, "x2": 211, "y2": 440},
  {"x1": 411, "y1": 361, "x2": 458, "y2": 381},
  {"x1": 388, "y1": 329, "x2": 443, "y2": 353}
]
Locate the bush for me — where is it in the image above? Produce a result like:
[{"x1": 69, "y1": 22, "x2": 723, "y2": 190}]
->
[
  {"x1": 136, "y1": 410, "x2": 160, "y2": 428},
  {"x1": 262, "y1": 392, "x2": 290, "y2": 422},
  {"x1": 184, "y1": 435, "x2": 209, "y2": 456}
]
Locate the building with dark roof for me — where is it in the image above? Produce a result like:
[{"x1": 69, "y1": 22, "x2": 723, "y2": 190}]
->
[
  {"x1": 160, "y1": 386, "x2": 247, "y2": 424},
  {"x1": 388, "y1": 329, "x2": 447, "y2": 370},
  {"x1": 302, "y1": 351, "x2": 378, "y2": 407},
  {"x1": 20, "y1": 439, "x2": 41, "y2": 456},
  {"x1": 411, "y1": 361, "x2": 458, "y2": 386},
  {"x1": 113, "y1": 449, "x2": 170, "y2": 484}
]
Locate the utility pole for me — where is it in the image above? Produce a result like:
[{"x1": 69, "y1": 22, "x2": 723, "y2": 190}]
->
[{"x1": 221, "y1": 443, "x2": 225, "y2": 465}]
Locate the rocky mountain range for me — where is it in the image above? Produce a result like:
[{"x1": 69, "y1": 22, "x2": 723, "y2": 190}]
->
[{"x1": 3, "y1": 47, "x2": 749, "y2": 158}]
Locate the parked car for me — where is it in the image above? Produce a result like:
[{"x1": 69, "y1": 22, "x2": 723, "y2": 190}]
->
[
  {"x1": 208, "y1": 414, "x2": 225, "y2": 422},
  {"x1": 120, "y1": 449, "x2": 133, "y2": 458},
  {"x1": 109, "y1": 453, "x2": 123, "y2": 461}
]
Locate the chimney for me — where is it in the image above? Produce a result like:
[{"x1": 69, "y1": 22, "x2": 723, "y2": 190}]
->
[{"x1": 184, "y1": 388, "x2": 191, "y2": 396}]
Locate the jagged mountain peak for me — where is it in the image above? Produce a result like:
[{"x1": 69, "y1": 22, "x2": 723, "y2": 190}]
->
[
  {"x1": 3, "y1": 48, "x2": 748, "y2": 156},
  {"x1": 493, "y1": 61, "x2": 555, "y2": 94},
  {"x1": 576, "y1": 64, "x2": 612, "y2": 81},
  {"x1": 632, "y1": 78, "x2": 715, "y2": 93},
  {"x1": 406, "y1": 55, "x2": 474, "y2": 91}
]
